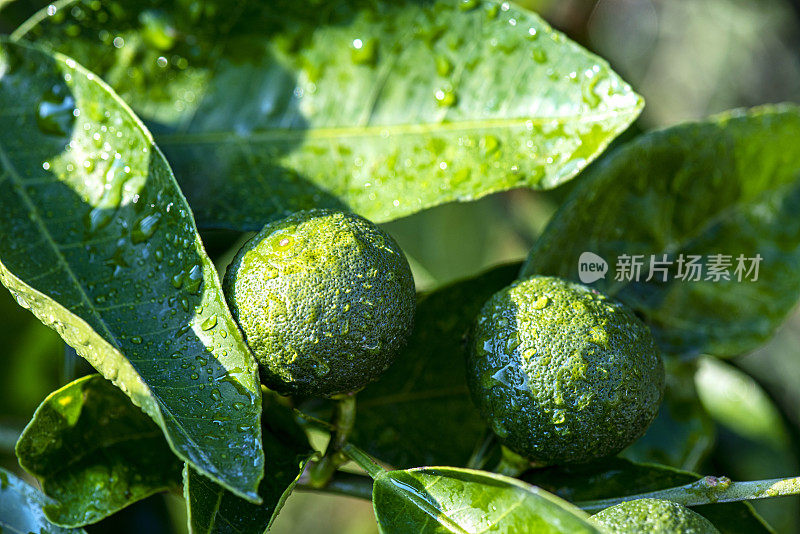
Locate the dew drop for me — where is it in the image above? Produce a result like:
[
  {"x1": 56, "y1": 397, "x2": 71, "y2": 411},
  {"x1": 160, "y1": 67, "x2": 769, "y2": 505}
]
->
[
  {"x1": 435, "y1": 55, "x2": 453, "y2": 77},
  {"x1": 36, "y1": 86, "x2": 75, "y2": 137},
  {"x1": 131, "y1": 211, "x2": 162, "y2": 244},
  {"x1": 351, "y1": 37, "x2": 377, "y2": 65},
  {"x1": 201, "y1": 314, "x2": 217, "y2": 330},
  {"x1": 434, "y1": 86, "x2": 457, "y2": 107}
]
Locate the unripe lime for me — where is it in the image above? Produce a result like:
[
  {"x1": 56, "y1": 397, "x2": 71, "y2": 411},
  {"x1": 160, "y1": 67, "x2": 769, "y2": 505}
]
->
[
  {"x1": 223, "y1": 209, "x2": 415, "y2": 397},
  {"x1": 591, "y1": 498, "x2": 719, "y2": 533},
  {"x1": 467, "y1": 275, "x2": 664, "y2": 464}
]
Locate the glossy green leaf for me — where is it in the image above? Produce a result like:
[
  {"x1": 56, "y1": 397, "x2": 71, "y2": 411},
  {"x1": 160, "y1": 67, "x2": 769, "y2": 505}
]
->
[
  {"x1": 524, "y1": 458, "x2": 773, "y2": 534},
  {"x1": 521, "y1": 105, "x2": 800, "y2": 358},
  {"x1": 0, "y1": 40, "x2": 263, "y2": 501},
  {"x1": 15, "y1": 374, "x2": 182, "y2": 527},
  {"x1": 17, "y1": 0, "x2": 642, "y2": 231},
  {"x1": 373, "y1": 466, "x2": 602, "y2": 534},
  {"x1": 185, "y1": 398, "x2": 314, "y2": 534},
  {"x1": 0, "y1": 467, "x2": 87, "y2": 533},
  {"x1": 621, "y1": 359, "x2": 715, "y2": 471},
  {"x1": 695, "y1": 356, "x2": 790, "y2": 448},
  {"x1": 350, "y1": 263, "x2": 519, "y2": 468}
]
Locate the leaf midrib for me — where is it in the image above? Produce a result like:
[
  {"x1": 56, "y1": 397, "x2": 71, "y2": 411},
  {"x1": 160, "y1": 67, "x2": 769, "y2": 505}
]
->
[
  {"x1": 0, "y1": 142, "x2": 118, "y2": 347},
  {"x1": 154, "y1": 109, "x2": 641, "y2": 145},
  {"x1": 384, "y1": 475, "x2": 470, "y2": 534}
]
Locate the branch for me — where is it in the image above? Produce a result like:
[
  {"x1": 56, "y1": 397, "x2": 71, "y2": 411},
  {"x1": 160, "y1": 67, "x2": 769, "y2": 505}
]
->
[{"x1": 576, "y1": 475, "x2": 800, "y2": 514}]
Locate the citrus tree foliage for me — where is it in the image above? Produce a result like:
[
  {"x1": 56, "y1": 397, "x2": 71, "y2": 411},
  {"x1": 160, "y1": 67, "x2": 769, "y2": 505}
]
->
[{"x1": 1, "y1": 1, "x2": 799, "y2": 533}]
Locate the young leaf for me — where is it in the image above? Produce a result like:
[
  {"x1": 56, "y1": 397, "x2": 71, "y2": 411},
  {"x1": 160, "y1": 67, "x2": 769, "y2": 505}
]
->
[
  {"x1": 0, "y1": 467, "x2": 87, "y2": 533},
  {"x1": 185, "y1": 399, "x2": 314, "y2": 534},
  {"x1": 524, "y1": 458, "x2": 774, "y2": 534},
  {"x1": 372, "y1": 466, "x2": 602, "y2": 533},
  {"x1": 0, "y1": 40, "x2": 263, "y2": 501},
  {"x1": 15, "y1": 374, "x2": 182, "y2": 527},
  {"x1": 16, "y1": 0, "x2": 642, "y2": 230},
  {"x1": 349, "y1": 263, "x2": 519, "y2": 468},
  {"x1": 521, "y1": 105, "x2": 800, "y2": 358}
]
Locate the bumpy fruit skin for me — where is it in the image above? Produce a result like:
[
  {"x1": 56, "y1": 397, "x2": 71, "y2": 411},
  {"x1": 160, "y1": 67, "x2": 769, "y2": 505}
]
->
[
  {"x1": 223, "y1": 209, "x2": 415, "y2": 398},
  {"x1": 467, "y1": 276, "x2": 664, "y2": 465},
  {"x1": 591, "y1": 499, "x2": 719, "y2": 533}
]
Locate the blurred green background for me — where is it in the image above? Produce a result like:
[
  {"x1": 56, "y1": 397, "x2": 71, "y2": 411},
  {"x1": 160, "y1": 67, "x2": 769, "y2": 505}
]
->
[{"x1": 2, "y1": 0, "x2": 800, "y2": 532}]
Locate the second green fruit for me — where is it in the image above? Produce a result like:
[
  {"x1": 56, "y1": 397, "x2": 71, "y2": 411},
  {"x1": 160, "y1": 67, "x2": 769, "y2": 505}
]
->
[{"x1": 467, "y1": 275, "x2": 664, "y2": 465}]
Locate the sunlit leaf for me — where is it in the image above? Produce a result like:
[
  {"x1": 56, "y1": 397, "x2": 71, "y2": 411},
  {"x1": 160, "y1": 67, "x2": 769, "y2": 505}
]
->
[
  {"x1": 374, "y1": 466, "x2": 602, "y2": 533},
  {"x1": 17, "y1": 0, "x2": 642, "y2": 230}
]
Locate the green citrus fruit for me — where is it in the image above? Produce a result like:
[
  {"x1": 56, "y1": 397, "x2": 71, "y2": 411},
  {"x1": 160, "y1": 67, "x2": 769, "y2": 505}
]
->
[
  {"x1": 467, "y1": 275, "x2": 664, "y2": 465},
  {"x1": 223, "y1": 209, "x2": 415, "y2": 397},
  {"x1": 590, "y1": 499, "x2": 719, "y2": 533}
]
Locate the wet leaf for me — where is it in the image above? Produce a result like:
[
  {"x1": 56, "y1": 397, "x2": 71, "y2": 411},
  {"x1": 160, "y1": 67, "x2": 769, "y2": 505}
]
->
[
  {"x1": 185, "y1": 398, "x2": 314, "y2": 534},
  {"x1": 373, "y1": 466, "x2": 602, "y2": 533},
  {"x1": 0, "y1": 467, "x2": 87, "y2": 533},
  {"x1": 695, "y1": 356, "x2": 789, "y2": 449},
  {"x1": 15, "y1": 374, "x2": 182, "y2": 527},
  {"x1": 0, "y1": 40, "x2": 263, "y2": 501},
  {"x1": 521, "y1": 105, "x2": 800, "y2": 358},
  {"x1": 525, "y1": 458, "x2": 774, "y2": 534},
  {"x1": 17, "y1": 0, "x2": 642, "y2": 230},
  {"x1": 350, "y1": 263, "x2": 519, "y2": 468}
]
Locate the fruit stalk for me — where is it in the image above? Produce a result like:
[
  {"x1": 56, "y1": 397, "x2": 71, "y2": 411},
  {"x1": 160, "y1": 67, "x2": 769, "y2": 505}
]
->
[{"x1": 306, "y1": 394, "x2": 358, "y2": 488}]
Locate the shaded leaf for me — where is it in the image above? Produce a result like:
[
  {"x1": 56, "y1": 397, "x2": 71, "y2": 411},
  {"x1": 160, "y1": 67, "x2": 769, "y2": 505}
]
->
[
  {"x1": 17, "y1": 0, "x2": 642, "y2": 230},
  {"x1": 350, "y1": 263, "x2": 519, "y2": 468},
  {"x1": 185, "y1": 398, "x2": 314, "y2": 534},
  {"x1": 15, "y1": 374, "x2": 182, "y2": 527},
  {"x1": 525, "y1": 458, "x2": 773, "y2": 534},
  {"x1": 373, "y1": 466, "x2": 602, "y2": 533},
  {"x1": 521, "y1": 105, "x2": 800, "y2": 358},
  {"x1": 0, "y1": 40, "x2": 263, "y2": 500},
  {"x1": 0, "y1": 467, "x2": 87, "y2": 533},
  {"x1": 621, "y1": 359, "x2": 715, "y2": 471}
]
